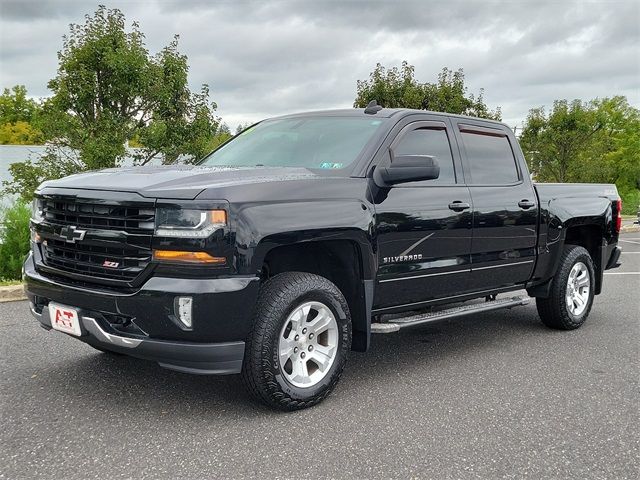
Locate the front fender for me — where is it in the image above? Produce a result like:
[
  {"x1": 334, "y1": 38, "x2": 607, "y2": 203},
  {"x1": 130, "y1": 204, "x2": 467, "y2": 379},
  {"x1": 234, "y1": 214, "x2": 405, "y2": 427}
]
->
[
  {"x1": 232, "y1": 199, "x2": 376, "y2": 278},
  {"x1": 233, "y1": 199, "x2": 376, "y2": 352}
]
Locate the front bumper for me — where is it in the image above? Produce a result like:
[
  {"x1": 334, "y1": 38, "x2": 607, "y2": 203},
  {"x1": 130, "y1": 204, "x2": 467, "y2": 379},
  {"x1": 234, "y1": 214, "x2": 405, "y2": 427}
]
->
[
  {"x1": 30, "y1": 303, "x2": 244, "y2": 374},
  {"x1": 24, "y1": 253, "x2": 260, "y2": 374}
]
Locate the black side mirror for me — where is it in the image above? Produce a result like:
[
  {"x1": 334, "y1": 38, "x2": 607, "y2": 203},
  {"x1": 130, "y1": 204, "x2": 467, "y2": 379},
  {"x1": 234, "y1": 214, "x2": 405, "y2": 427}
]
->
[{"x1": 373, "y1": 154, "x2": 440, "y2": 187}]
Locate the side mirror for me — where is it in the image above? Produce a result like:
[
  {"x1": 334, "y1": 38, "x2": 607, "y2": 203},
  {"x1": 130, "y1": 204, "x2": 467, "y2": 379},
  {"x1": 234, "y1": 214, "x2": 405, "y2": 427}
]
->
[{"x1": 373, "y1": 154, "x2": 440, "y2": 187}]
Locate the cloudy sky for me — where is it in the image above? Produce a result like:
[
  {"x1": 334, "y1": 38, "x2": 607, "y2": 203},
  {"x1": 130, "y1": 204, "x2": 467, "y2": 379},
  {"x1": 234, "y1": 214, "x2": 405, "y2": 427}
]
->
[{"x1": 1, "y1": 0, "x2": 638, "y2": 130}]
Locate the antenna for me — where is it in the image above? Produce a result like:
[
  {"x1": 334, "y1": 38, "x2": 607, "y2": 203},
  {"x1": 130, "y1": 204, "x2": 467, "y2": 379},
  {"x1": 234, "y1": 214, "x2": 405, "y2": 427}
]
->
[{"x1": 364, "y1": 100, "x2": 383, "y2": 115}]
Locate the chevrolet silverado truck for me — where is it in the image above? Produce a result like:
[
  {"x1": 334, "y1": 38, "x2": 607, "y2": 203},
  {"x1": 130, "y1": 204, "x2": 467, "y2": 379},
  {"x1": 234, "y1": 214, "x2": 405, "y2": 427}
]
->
[{"x1": 24, "y1": 105, "x2": 623, "y2": 410}]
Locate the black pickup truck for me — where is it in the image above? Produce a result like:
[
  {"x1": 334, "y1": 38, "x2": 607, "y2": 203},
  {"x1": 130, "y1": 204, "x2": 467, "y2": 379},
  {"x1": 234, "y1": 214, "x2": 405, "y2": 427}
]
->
[{"x1": 24, "y1": 106, "x2": 623, "y2": 410}]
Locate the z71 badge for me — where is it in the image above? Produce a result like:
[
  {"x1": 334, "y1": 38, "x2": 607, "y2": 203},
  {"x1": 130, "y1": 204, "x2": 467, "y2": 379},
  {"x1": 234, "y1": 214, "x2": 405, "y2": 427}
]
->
[{"x1": 383, "y1": 254, "x2": 422, "y2": 264}]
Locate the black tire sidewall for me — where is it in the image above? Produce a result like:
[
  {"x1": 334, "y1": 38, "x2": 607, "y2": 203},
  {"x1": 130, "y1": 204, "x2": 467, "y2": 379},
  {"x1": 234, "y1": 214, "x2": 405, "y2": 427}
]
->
[
  {"x1": 267, "y1": 288, "x2": 350, "y2": 401},
  {"x1": 556, "y1": 248, "x2": 596, "y2": 327}
]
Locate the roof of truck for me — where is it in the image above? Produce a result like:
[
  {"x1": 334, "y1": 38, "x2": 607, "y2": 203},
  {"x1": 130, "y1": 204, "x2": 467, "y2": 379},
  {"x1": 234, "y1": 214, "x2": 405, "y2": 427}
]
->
[{"x1": 272, "y1": 108, "x2": 509, "y2": 128}]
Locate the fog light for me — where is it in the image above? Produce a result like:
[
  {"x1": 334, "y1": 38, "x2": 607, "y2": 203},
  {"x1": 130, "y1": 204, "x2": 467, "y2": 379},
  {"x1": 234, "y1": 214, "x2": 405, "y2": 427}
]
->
[{"x1": 175, "y1": 296, "x2": 193, "y2": 329}]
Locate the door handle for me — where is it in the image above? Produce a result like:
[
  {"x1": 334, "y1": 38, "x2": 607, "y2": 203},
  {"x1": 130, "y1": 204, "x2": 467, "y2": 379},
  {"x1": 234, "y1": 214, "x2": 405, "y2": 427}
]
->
[
  {"x1": 448, "y1": 201, "x2": 470, "y2": 211},
  {"x1": 518, "y1": 199, "x2": 535, "y2": 209}
]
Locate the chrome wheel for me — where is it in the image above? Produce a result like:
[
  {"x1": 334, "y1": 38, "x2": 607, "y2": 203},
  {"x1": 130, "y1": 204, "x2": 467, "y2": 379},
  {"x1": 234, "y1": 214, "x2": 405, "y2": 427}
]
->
[
  {"x1": 565, "y1": 261, "x2": 590, "y2": 316},
  {"x1": 278, "y1": 301, "x2": 339, "y2": 388}
]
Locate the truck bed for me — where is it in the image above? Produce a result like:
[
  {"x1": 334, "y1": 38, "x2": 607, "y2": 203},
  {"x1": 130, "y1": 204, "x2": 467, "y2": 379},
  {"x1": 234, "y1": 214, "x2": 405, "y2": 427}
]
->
[{"x1": 534, "y1": 183, "x2": 620, "y2": 204}]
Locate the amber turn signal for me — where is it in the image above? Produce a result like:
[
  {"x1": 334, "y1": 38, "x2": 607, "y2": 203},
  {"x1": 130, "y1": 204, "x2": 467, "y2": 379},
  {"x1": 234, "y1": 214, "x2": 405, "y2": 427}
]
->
[
  {"x1": 153, "y1": 250, "x2": 226, "y2": 264},
  {"x1": 209, "y1": 209, "x2": 227, "y2": 224}
]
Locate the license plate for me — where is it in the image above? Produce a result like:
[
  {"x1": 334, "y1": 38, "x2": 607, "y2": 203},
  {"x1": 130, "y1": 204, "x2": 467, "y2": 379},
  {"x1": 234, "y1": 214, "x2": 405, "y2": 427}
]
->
[{"x1": 49, "y1": 303, "x2": 82, "y2": 336}]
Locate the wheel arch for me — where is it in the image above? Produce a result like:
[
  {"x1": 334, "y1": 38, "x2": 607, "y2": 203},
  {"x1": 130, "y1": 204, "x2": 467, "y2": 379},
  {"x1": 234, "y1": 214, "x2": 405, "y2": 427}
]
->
[
  {"x1": 256, "y1": 235, "x2": 375, "y2": 352},
  {"x1": 529, "y1": 196, "x2": 614, "y2": 297}
]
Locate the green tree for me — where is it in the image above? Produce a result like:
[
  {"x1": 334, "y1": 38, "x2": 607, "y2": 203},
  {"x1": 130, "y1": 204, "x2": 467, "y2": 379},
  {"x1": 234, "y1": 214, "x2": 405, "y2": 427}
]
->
[
  {"x1": 0, "y1": 85, "x2": 44, "y2": 144},
  {"x1": 354, "y1": 62, "x2": 501, "y2": 120},
  {"x1": 0, "y1": 85, "x2": 41, "y2": 124},
  {"x1": 3, "y1": 6, "x2": 220, "y2": 201},
  {"x1": 207, "y1": 123, "x2": 232, "y2": 151},
  {"x1": 0, "y1": 121, "x2": 45, "y2": 145},
  {"x1": 519, "y1": 99, "x2": 603, "y2": 182},
  {"x1": 520, "y1": 96, "x2": 639, "y2": 214}
]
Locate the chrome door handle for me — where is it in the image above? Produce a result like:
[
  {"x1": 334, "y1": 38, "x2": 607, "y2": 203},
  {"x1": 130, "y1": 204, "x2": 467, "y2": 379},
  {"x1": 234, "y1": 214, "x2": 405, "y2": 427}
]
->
[
  {"x1": 518, "y1": 199, "x2": 535, "y2": 209},
  {"x1": 448, "y1": 201, "x2": 470, "y2": 211}
]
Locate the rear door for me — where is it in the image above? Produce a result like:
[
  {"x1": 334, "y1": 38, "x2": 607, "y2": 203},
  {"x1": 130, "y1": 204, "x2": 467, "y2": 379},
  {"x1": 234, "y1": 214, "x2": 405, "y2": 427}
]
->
[
  {"x1": 453, "y1": 121, "x2": 539, "y2": 291},
  {"x1": 372, "y1": 115, "x2": 474, "y2": 312}
]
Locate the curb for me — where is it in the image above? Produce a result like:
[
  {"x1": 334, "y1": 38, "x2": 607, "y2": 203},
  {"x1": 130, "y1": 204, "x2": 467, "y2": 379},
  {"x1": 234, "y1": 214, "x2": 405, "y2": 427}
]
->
[
  {"x1": 621, "y1": 224, "x2": 640, "y2": 233},
  {"x1": 0, "y1": 284, "x2": 26, "y2": 303}
]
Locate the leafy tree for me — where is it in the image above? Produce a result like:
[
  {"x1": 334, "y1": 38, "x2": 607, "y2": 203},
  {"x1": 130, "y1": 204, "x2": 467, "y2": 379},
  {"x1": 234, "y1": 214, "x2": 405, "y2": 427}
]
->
[
  {"x1": 3, "y1": 6, "x2": 220, "y2": 200},
  {"x1": 3, "y1": 152, "x2": 80, "y2": 202},
  {"x1": 207, "y1": 123, "x2": 232, "y2": 151},
  {"x1": 354, "y1": 62, "x2": 501, "y2": 120},
  {"x1": 0, "y1": 85, "x2": 41, "y2": 124},
  {"x1": 0, "y1": 85, "x2": 44, "y2": 144},
  {"x1": 519, "y1": 99, "x2": 603, "y2": 182},
  {"x1": 520, "y1": 96, "x2": 639, "y2": 214},
  {"x1": 0, "y1": 121, "x2": 45, "y2": 145}
]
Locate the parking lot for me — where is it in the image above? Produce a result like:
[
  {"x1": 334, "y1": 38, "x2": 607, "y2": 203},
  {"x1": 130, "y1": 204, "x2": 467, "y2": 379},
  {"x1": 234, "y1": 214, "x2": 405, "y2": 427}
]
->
[{"x1": 1, "y1": 234, "x2": 638, "y2": 479}]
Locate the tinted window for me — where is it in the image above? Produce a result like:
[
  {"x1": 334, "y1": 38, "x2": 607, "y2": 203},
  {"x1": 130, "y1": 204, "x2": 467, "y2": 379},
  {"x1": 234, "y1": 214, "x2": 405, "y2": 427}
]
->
[
  {"x1": 461, "y1": 132, "x2": 519, "y2": 184},
  {"x1": 394, "y1": 128, "x2": 455, "y2": 183}
]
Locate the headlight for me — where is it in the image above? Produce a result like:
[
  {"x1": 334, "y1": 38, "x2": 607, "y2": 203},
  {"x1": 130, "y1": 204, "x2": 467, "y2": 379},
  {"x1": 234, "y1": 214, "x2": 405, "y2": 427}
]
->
[
  {"x1": 31, "y1": 197, "x2": 45, "y2": 223},
  {"x1": 155, "y1": 208, "x2": 227, "y2": 237}
]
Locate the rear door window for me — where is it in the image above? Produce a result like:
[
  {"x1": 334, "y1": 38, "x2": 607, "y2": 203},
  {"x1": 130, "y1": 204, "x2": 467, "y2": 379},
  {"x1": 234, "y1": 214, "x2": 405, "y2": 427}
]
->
[{"x1": 460, "y1": 130, "x2": 520, "y2": 184}]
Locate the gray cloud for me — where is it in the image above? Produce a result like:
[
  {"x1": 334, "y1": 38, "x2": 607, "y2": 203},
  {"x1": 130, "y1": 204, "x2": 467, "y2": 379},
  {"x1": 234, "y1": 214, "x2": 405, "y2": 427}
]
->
[{"x1": 1, "y1": 0, "x2": 638, "y2": 130}]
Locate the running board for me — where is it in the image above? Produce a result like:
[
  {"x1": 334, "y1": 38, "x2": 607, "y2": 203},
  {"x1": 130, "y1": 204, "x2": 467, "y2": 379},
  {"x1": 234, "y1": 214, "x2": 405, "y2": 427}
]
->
[{"x1": 370, "y1": 296, "x2": 530, "y2": 334}]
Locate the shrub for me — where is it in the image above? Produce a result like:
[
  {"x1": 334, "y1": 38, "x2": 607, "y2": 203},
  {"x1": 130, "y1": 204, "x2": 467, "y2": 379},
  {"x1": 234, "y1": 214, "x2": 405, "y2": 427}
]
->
[
  {"x1": 0, "y1": 202, "x2": 31, "y2": 280},
  {"x1": 619, "y1": 188, "x2": 640, "y2": 216}
]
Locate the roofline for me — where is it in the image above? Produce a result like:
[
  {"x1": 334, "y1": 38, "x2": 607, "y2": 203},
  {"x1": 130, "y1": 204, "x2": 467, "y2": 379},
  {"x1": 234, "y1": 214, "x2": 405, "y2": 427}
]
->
[{"x1": 266, "y1": 108, "x2": 510, "y2": 129}]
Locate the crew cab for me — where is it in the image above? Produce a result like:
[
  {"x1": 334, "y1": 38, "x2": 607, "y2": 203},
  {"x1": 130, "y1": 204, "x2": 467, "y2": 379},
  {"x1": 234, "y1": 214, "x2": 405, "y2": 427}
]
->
[{"x1": 24, "y1": 105, "x2": 623, "y2": 410}]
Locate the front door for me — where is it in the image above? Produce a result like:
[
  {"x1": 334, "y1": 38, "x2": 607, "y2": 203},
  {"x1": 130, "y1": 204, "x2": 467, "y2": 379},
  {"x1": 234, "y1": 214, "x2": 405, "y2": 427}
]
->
[{"x1": 372, "y1": 117, "x2": 474, "y2": 312}]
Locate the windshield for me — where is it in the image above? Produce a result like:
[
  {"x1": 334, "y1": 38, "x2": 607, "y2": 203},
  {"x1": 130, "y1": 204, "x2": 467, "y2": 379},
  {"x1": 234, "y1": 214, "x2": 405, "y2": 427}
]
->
[{"x1": 200, "y1": 116, "x2": 385, "y2": 170}]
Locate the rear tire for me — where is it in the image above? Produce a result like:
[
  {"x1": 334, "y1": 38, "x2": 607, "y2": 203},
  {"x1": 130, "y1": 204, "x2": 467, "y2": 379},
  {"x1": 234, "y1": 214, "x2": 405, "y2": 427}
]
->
[
  {"x1": 536, "y1": 245, "x2": 595, "y2": 330},
  {"x1": 241, "y1": 272, "x2": 351, "y2": 411}
]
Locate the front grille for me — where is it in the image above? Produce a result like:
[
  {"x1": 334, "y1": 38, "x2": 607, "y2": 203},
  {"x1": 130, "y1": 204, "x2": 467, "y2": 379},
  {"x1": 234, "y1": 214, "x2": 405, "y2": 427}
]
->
[
  {"x1": 39, "y1": 196, "x2": 154, "y2": 284},
  {"x1": 42, "y1": 238, "x2": 151, "y2": 281},
  {"x1": 42, "y1": 198, "x2": 155, "y2": 234}
]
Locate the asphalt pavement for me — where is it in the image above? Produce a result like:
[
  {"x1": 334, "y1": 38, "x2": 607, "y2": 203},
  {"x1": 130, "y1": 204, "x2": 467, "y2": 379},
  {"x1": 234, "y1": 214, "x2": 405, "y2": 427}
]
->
[{"x1": 1, "y1": 235, "x2": 639, "y2": 479}]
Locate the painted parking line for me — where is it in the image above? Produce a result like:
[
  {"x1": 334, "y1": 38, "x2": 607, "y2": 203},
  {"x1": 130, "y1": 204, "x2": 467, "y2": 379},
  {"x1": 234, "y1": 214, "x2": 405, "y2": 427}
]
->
[
  {"x1": 621, "y1": 252, "x2": 640, "y2": 254},
  {"x1": 619, "y1": 239, "x2": 640, "y2": 245},
  {"x1": 604, "y1": 272, "x2": 640, "y2": 275}
]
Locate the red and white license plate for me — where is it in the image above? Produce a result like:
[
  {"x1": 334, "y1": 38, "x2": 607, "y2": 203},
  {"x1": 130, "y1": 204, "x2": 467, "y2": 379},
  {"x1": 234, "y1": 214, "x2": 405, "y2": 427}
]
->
[{"x1": 49, "y1": 303, "x2": 82, "y2": 336}]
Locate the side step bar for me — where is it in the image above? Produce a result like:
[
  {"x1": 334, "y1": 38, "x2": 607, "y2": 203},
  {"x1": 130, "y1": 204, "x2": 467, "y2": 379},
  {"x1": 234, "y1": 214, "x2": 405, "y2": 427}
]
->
[{"x1": 371, "y1": 296, "x2": 530, "y2": 334}]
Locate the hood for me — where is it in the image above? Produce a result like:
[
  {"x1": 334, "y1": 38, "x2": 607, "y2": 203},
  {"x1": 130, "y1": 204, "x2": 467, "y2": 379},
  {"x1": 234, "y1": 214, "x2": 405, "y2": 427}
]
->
[{"x1": 38, "y1": 165, "x2": 322, "y2": 200}]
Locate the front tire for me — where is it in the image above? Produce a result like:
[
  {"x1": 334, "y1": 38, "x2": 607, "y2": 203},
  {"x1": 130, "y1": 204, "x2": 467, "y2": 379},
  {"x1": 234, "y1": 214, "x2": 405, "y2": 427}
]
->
[
  {"x1": 241, "y1": 272, "x2": 352, "y2": 410},
  {"x1": 536, "y1": 245, "x2": 595, "y2": 330}
]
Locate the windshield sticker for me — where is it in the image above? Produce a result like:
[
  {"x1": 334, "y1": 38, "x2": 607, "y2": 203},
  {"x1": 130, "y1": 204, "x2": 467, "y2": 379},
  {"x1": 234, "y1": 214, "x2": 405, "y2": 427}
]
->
[{"x1": 320, "y1": 162, "x2": 344, "y2": 169}]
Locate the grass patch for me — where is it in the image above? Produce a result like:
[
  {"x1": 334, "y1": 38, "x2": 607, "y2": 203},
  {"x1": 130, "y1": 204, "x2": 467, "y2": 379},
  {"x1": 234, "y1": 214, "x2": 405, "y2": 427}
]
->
[{"x1": 0, "y1": 279, "x2": 23, "y2": 287}]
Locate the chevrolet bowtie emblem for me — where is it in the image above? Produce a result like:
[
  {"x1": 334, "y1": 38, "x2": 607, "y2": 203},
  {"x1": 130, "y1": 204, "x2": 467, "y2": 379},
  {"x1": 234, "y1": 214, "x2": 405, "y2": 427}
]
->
[{"x1": 59, "y1": 225, "x2": 87, "y2": 243}]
